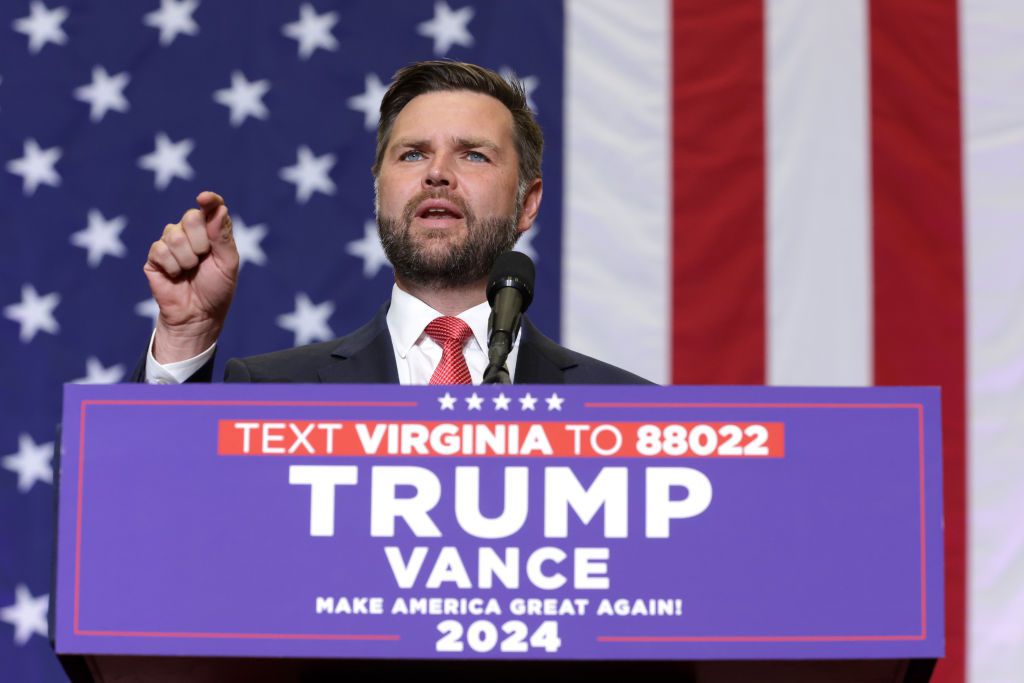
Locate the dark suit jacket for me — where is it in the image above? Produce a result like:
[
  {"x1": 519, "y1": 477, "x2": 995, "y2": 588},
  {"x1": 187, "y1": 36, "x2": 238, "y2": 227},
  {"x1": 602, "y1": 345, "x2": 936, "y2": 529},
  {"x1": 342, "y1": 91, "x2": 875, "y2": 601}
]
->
[
  {"x1": 226, "y1": 305, "x2": 649, "y2": 384},
  {"x1": 134, "y1": 304, "x2": 651, "y2": 385}
]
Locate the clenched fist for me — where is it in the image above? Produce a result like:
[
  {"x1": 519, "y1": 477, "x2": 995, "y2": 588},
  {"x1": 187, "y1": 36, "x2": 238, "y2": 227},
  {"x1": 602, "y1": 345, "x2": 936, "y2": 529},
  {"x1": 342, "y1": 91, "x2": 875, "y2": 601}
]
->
[{"x1": 144, "y1": 191, "x2": 239, "y2": 364}]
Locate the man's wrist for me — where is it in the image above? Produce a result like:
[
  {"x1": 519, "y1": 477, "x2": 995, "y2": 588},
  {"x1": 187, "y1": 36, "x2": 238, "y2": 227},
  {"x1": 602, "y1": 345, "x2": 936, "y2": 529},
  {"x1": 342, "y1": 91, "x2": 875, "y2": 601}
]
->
[
  {"x1": 153, "y1": 319, "x2": 222, "y2": 364},
  {"x1": 146, "y1": 328, "x2": 217, "y2": 384}
]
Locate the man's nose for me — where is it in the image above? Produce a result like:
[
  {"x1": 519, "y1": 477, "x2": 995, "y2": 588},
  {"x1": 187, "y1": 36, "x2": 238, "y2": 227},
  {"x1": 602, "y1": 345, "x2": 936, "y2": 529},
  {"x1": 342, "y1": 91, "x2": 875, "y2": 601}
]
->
[{"x1": 424, "y1": 154, "x2": 456, "y2": 189}]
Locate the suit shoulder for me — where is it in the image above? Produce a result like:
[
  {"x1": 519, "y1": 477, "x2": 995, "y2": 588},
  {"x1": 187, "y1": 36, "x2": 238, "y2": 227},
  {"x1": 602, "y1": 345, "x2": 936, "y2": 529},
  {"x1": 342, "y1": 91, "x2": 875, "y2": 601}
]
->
[
  {"x1": 224, "y1": 339, "x2": 340, "y2": 383},
  {"x1": 519, "y1": 319, "x2": 654, "y2": 385},
  {"x1": 559, "y1": 347, "x2": 655, "y2": 385},
  {"x1": 224, "y1": 304, "x2": 392, "y2": 383}
]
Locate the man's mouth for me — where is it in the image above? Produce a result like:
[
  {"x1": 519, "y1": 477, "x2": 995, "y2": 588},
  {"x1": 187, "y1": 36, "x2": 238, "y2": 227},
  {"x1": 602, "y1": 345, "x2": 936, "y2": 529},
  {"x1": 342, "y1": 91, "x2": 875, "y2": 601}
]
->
[{"x1": 414, "y1": 198, "x2": 465, "y2": 225}]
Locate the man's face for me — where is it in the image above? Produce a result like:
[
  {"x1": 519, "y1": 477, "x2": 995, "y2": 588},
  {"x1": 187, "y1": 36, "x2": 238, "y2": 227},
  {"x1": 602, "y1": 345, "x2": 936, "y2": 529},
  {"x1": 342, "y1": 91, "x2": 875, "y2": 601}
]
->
[{"x1": 375, "y1": 90, "x2": 541, "y2": 288}]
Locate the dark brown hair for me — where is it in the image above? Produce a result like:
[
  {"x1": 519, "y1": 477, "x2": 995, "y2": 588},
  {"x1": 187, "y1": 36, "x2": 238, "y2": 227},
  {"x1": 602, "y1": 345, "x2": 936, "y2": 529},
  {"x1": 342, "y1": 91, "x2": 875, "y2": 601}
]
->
[{"x1": 372, "y1": 61, "x2": 543, "y2": 190}]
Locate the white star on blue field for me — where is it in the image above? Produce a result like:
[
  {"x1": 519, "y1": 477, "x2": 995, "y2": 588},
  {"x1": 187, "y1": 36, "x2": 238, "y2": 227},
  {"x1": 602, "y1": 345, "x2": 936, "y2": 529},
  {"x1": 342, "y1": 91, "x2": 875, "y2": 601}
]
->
[{"x1": 0, "y1": 2, "x2": 564, "y2": 678}]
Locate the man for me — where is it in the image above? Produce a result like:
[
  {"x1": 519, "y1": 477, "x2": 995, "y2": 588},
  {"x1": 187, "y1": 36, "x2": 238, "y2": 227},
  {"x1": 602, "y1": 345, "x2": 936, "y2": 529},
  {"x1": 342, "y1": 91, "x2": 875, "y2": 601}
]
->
[{"x1": 137, "y1": 61, "x2": 648, "y2": 385}]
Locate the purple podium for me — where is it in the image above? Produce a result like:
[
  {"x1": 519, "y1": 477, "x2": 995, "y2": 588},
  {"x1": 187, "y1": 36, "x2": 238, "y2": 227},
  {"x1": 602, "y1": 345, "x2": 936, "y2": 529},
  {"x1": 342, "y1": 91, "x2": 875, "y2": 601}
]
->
[{"x1": 53, "y1": 384, "x2": 943, "y2": 682}]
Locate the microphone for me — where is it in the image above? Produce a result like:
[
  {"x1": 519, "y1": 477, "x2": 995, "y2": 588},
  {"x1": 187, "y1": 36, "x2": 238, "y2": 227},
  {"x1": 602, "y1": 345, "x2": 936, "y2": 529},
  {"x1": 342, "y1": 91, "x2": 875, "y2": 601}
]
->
[{"x1": 482, "y1": 251, "x2": 535, "y2": 384}]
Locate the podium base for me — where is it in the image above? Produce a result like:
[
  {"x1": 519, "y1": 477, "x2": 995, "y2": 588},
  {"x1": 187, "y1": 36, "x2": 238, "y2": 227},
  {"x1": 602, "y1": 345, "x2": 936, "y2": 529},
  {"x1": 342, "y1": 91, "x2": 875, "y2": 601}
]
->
[{"x1": 60, "y1": 654, "x2": 936, "y2": 683}]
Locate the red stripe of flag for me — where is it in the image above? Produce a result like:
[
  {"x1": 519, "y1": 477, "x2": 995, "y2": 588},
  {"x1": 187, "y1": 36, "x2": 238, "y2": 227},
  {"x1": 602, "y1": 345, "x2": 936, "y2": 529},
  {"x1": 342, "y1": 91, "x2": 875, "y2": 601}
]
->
[
  {"x1": 870, "y1": 1, "x2": 966, "y2": 680},
  {"x1": 671, "y1": 0, "x2": 766, "y2": 384}
]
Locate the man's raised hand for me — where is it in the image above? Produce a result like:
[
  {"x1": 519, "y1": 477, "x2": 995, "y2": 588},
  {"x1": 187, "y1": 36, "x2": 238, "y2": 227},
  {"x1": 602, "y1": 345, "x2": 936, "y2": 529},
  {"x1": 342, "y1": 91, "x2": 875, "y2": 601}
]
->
[{"x1": 144, "y1": 191, "x2": 240, "y2": 364}]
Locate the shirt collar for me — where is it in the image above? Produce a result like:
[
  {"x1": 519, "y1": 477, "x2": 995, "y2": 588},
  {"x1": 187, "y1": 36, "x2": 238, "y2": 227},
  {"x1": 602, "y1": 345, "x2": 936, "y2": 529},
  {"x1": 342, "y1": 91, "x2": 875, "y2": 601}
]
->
[{"x1": 386, "y1": 283, "x2": 491, "y2": 358}]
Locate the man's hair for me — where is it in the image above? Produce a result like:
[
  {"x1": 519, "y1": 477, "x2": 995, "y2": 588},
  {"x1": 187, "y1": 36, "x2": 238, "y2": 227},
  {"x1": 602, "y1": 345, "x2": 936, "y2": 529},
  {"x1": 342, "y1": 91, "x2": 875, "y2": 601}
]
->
[{"x1": 372, "y1": 61, "x2": 543, "y2": 190}]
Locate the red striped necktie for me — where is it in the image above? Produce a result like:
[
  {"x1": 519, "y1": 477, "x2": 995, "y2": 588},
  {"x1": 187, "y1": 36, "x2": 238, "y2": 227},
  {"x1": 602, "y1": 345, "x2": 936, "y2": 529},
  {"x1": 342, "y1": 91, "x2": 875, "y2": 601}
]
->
[{"x1": 424, "y1": 316, "x2": 473, "y2": 385}]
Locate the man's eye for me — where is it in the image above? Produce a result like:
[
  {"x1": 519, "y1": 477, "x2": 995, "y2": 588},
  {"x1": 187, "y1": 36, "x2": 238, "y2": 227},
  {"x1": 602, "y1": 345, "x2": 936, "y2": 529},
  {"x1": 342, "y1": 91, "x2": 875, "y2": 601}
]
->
[
  {"x1": 400, "y1": 150, "x2": 423, "y2": 161},
  {"x1": 466, "y1": 151, "x2": 489, "y2": 162}
]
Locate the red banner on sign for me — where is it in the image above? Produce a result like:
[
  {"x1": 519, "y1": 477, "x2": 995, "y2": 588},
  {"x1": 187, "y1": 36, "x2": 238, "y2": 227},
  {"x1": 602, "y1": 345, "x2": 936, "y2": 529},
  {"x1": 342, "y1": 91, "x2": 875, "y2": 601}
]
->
[{"x1": 216, "y1": 420, "x2": 785, "y2": 458}]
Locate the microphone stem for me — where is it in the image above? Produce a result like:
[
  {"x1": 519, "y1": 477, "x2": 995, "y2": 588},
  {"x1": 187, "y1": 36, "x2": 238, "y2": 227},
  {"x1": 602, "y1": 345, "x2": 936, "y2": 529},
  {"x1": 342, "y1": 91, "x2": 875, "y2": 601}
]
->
[
  {"x1": 483, "y1": 332, "x2": 513, "y2": 384},
  {"x1": 482, "y1": 364, "x2": 511, "y2": 384}
]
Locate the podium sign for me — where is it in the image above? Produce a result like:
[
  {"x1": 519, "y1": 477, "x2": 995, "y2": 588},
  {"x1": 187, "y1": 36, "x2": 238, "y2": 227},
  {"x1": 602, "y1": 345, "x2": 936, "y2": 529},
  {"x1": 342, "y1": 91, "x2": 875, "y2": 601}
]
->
[{"x1": 54, "y1": 384, "x2": 943, "y2": 662}]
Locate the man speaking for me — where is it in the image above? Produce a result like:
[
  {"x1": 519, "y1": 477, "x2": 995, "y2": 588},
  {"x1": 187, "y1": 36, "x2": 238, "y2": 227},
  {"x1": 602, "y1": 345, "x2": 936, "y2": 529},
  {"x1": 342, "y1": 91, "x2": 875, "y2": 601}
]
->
[{"x1": 137, "y1": 61, "x2": 647, "y2": 386}]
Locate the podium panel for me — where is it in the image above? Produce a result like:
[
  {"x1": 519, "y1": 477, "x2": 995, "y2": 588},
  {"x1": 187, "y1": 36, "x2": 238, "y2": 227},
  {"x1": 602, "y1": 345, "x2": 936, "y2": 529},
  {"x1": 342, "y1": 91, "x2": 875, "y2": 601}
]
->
[{"x1": 53, "y1": 384, "x2": 943, "y2": 678}]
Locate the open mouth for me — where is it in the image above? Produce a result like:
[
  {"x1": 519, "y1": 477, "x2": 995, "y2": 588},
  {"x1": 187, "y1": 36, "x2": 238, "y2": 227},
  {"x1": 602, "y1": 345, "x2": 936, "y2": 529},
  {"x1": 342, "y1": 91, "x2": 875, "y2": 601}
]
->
[{"x1": 415, "y1": 198, "x2": 465, "y2": 224}]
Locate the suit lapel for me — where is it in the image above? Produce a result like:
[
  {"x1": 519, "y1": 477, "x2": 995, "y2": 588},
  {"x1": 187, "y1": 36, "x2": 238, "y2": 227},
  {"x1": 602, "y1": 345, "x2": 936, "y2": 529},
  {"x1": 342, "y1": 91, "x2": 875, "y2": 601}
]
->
[
  {"x1": 315, "y1": 305, "x2": 400, "y2": 384},
  {"x1": 513, "y1": 317, "x2": 575, "y2": 384}
]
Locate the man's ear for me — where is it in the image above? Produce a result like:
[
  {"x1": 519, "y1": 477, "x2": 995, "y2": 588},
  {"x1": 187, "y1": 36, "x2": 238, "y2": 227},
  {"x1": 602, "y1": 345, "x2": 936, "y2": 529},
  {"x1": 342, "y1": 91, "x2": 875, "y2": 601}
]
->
[{"x1": 517, "y1": 178, "x2": 543, "y2": 233}]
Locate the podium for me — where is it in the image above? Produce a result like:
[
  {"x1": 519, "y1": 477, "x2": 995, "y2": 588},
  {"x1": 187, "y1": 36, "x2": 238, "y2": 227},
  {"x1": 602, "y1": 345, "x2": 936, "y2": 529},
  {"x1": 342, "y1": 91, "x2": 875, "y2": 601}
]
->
[{"x1": 52, "y1": 384, "x2": 943, "y2": 681}]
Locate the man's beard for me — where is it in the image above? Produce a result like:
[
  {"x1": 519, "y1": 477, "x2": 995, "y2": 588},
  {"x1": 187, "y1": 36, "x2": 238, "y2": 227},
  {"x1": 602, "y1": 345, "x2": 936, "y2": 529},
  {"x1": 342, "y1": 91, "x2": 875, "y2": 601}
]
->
[{"x1": 377, "y1": 190, "x2": 521, "y2": 289}]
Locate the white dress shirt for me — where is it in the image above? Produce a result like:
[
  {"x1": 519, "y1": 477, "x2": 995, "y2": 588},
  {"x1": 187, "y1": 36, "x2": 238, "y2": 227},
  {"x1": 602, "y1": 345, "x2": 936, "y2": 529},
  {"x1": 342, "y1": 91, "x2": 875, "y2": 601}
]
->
[
  {"x1": 386, "y1": 284, "x2": 519, "y2": 384},
  {"x1": 145, "y1": 283, "x2": 520, "y2": 384}
]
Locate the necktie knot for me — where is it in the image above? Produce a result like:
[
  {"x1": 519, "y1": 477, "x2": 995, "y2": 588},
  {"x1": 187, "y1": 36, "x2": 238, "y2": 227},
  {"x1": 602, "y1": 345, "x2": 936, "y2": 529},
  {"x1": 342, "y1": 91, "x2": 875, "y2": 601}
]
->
[
  {"x1": 424, "y1": 316, "x2": 473, "y2": 384},
  {"x1": 424, "y1": 316, "x2": 473, "y2": 347}
]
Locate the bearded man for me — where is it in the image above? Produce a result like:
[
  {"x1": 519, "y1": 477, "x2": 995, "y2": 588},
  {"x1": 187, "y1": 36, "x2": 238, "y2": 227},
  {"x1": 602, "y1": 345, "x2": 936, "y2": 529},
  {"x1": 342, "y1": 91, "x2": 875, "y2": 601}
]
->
[{"x1": 135, "y1": 61, "x2": 647, "y2": 386}]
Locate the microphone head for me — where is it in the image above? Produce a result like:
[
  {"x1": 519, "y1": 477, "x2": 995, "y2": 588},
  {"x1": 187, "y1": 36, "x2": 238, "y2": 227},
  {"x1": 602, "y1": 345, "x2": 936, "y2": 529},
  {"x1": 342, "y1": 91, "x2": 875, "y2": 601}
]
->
[{"x1": 486, "y1": 251, "x2": 535, "y2": 311}]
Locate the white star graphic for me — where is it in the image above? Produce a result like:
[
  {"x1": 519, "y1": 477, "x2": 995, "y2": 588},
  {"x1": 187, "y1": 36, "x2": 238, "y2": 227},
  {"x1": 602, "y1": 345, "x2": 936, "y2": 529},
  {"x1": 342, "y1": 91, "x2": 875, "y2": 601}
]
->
[
  {"x1": 4, "y1": 284, "x2": 59, "y2": 343},
  {"x1": 213, "y1": 71, "x2": 270, "y2": 127},
  {"x1": 73, "y1": 66, "x2": 130, "y2": 122},
  {"x1": 492, "y1": 393, "x2": 511, "y2": 410},
  {"x1": 519, "y1": 393, "x2": 537, "y2": 411},
  {"x1": 144, "y1": 0, "x2": 200, "y2": 47},
  {"x1": 545, "y1": 392, "x2": 565, "y2": 411},
  {"x1": 513, "y1": 224, "x2": 539, "y2": 262},
  {"x1": 276, "y1": 292, "x2": 334, "y2": 346},
  {"x1": 466, "y1": 392, "x2": 484, "y2": 410},
  {"x1": 282, "y1": 3, "x2": 339, "y2": 60},
  {"x1": 6, "y1": 138, "x2": 61, "y2": 195},
  {"x1": 500, "y1": 66, "x2": 539, "y2": 112},
  {"x1": 280, "y1": 145, "x2": 336, "y2": 204},
  {"x1": 12, "y1": 1, "x2": 68, "y2": 54},
  {"x1": 346, "y1": 220, "x2": 390, "y2": 278},
  {"x1": 70, "y1": 209, "x2": 127, "y2": 267},
  {"x1": 134, "y1": 297, "x2": 160, "y2": 326},
  {"x1": 72, "y1": 356, "x2": 125, "y2": 384},
  {"x1": 417, "y1": 1, "x2": 474, "y2": 56},
  {"x1": 138, "y1": 132, "x2": 194, "y2": 190},
  {"x1": 232, "y1": 215, "x2": 268, "y2": 269},
  {"x1": 0, "y1": 584, "x2": 48, "y2": 645},
  {"x1": 2, "y1": 434, "x2": 53, "y2": 493},
  {"x1": 346, "y1": 72, "x2": 387, "y2": 131},
  {"x1": 438, "y1": 392, "x2": 456, "y2": 410}
]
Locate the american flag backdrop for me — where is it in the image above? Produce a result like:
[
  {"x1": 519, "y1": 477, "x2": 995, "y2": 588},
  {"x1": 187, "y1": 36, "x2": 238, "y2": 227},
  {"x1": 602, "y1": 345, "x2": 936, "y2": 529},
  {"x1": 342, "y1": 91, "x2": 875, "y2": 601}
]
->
[{"x1": 1, "y1": 1, "x2": 1021, "y2": 682}]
